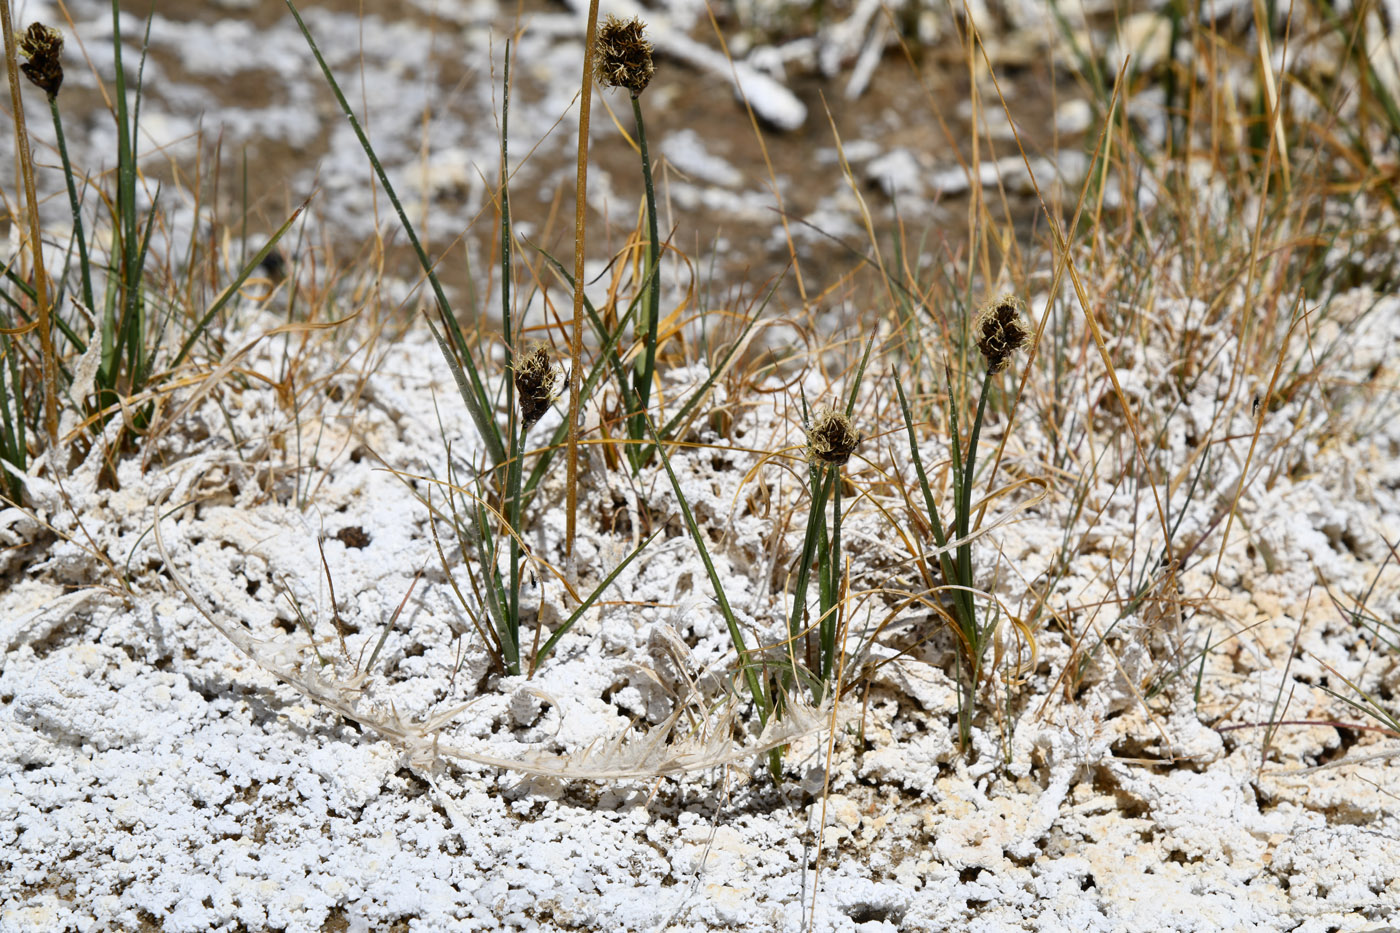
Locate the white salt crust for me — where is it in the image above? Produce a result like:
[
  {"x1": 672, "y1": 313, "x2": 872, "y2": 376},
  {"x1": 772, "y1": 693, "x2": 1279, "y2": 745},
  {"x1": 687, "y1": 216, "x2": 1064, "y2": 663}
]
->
[
  {"x1": 2, "y1": 281, "x2": 1398, "y2": 931},
  {"x1": 2, "y1": 2, "x2": 1400, "y2": 930}
]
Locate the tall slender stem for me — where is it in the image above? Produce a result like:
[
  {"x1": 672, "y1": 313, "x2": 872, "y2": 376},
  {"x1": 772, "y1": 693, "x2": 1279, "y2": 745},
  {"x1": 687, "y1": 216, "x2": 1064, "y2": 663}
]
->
[
  {"x1": 957, "y1": 369, "x2": 994, "y2": 630},
  {"x1": 47, "y1": 98, "x2": 93, "y2": 317},
  {"x1": 1, "y1": 0, "x2": 57, "y2": 444},
  {"x1": 629, "y1": 91, "x2": 661, "y2": 462},
  {"x1": 953, "y1": 367, "x2": 994, "y2": 750},
  {"x1": 500, "y1": 43, "x2": 522, "y2": 673},
  {"x1": 823, "y1": 462, "x2": 843, "y2": 691},
  {"x1": 566, "y1": 0, "x2": 601, "y2": 557}
]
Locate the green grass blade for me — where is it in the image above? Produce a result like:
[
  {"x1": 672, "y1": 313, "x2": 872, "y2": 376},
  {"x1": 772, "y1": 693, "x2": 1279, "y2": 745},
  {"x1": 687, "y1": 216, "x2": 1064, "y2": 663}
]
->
[
  {"x1": 894, "y1": 376, "x2": 967, "y2": 631},
  {"x1": 844, "y1": 333, "x2": 876, "y2": 416},
  {"x1": 283, "y1": 0, "x2": 505, "y2": 467},
  {"x1": 498, "y1": 43, "x2": 525, "y2": 647},
  {"x1": 956, "y1": 371, "x2": 994, "y2": 642},
  {"x1": 787, "y1": 464, "x2": 830, "y2": 641},
  {"x1": 645, "y1": 414, "x2": 770, "y2": 722},
  {"x1": 47, "y1": 99, "x2": 93, "y2": 315},
  {"x1": 821, "y1": 463, "x2": 841, "y2": 685},
  {"x1": 0, "y1": 329, "x2": 25, "y2": 502},
  {"x1": 531, "y1": 245, "x2": 642, "y2": 417}
]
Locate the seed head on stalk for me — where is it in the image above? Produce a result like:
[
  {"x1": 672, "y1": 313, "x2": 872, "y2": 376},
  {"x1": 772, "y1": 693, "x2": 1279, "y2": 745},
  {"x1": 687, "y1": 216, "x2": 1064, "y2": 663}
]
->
[
  {"x1": 593, "y1": 15, "x2": 654, "y2": 97},
  {"x1": 805, "y1": 407, "x2": 862, "y2": 467},
  {"x1": 974, "y1": 294, "x2": 1031, "y2": 374},
  {"x1": 19, "y1": 24, "x2": 64, "y2": 98},
  {"x1": 514, "y1": 346, "x2": 559, "y2": 431}
]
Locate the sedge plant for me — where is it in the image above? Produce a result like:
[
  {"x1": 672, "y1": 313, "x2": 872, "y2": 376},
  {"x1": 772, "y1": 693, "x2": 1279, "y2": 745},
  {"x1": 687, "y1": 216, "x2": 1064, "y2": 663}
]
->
[
  {"x1": 784, "y1": 335, "x2": 875, "y2": 703},
  {"x1": 1, "y1": 12, "x2": 298, "y2": 506},
  {"x1": 792, "y1": 404, "x2": 862, "y2": 702},
  {"x1": 896, "y1": 294, "x2": 1031, "y2": 751},
  {"x1": 285, "y1": 25, "x2": 660, "y2": 677},
  {"x1": 593, "y1": 15, "x2": 663, "y2": 470},
  {"x1": 423, "y1": 356, "x2": 656, "y2": 678},
  {"x1": 284, "y1": 9, "x2": 526, "y2": 666}
]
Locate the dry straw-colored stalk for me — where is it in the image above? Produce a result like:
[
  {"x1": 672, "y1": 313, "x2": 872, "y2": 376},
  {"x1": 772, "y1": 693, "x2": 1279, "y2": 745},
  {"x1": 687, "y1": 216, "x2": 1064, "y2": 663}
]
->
[
  {"x1": 2, "y1": 5, "x2": 58, "y2": 444},
  {"x1": 566, "y1": 0, "x2": 602, "y2": 557}
]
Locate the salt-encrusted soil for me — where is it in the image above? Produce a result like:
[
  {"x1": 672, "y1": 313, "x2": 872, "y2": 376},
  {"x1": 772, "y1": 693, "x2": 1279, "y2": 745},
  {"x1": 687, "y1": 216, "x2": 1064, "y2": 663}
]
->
[
  {"x1": 2, "y1": 274, "x2": 1399, "y2": 931},
  {"x1": 4, "y1": 1, "x2": 1400, "y2": 931},
  {"x1": 4, "y1": 0, "x2": 1085, "y2": 306}
]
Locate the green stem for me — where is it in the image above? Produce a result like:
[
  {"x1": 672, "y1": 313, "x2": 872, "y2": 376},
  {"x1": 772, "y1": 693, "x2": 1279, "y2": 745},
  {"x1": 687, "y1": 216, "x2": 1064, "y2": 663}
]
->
[
  {"x1": 822, "y1": 463, "x2": 842, "y2": 691},
  {"x1": 102, "y1": 0, "x2": 132, "y2": 398},
  {"x1": 111, "y1": 2, "x2": 137, "y2": 319},
  {"x1": 956, "y1": 653, "x2": 972, "y2": 750},
  {"x1": 473, "y1": 495, "x2": 516, "y2": 674},
  {"x1": 645, "y1": 414, "x2": 770, "y2": 725},
  {"x1": 500, "y1": 41, "x2": 515, "y2": 387},
  {"x1": 953, "y1": 367, "x2": 994, "y2": 750},
  {"x1": 504, "y1": 429, "x2": 523, "y2": 675},
  {"x1": 629, "y1": 92, "x2": 661, "y2": 461},
  {"x1": 0, "y1": 324, "x2": 24, "y2": 502},
  {"x1": 47, "y1": 96, "x2": 93, "y2": 316},
  {"x1": 787, "y1": 465, "x2": 832, "y2": 666},
  {"x1": 957, "y1": 369, "x2": 994, "y2": 630}
]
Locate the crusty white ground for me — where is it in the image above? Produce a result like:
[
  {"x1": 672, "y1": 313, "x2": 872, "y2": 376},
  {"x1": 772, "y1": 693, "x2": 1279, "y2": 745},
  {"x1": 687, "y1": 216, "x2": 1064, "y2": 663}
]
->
[
  {"x1": 3, "y1": 274, "x2": 1399, "y2": 933},
  {"x1": 3, "y1": 1, "x2": 1400, "y2": 930}
]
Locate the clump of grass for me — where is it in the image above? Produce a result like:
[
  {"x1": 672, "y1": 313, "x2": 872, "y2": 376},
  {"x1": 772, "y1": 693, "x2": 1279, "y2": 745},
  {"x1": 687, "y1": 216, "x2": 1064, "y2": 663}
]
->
[
  {"x1": 281, "y1": 26, "x2": 659, "y2": 678},
  {"x1": 0, "y1": 12, "x2": 298, "y2": 506},
  {"x1": 897, "y1": 294, "x2": 1030, "y2": 751},
  {"x1": 283, "y1": 7, "x2": 538, "y2": 667}
]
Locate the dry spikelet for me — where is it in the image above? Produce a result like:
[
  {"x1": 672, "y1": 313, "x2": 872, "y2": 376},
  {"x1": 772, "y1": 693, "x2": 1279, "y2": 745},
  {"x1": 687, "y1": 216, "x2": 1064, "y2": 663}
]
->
[
  {"x1": 514, "y1": 346, "x2": 559, "y2": 430},
  {"x1": 806, "y1": 406, "x2": 862, "y2": 466},
  {"x1": 974, "y1": 294, "x2": 1031, "y2": 374},
  {"x1": 19, "y1": 23, "x2": 64, "y2": 98},
  {"x1": 593, "y1": 15, "x2": 654, "y2": 96}
]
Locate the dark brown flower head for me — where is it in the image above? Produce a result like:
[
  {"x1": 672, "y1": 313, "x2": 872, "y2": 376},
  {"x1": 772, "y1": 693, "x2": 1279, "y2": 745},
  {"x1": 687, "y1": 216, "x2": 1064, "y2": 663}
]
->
[
  {"x1": 514, "y1": 346, "x2": 559, "y2": 430},
  {"x1": 806, "y1": 406, "x2": 862, "y2": 467},
  {"x1": 594, "y1": 15, "x2": 654, "y2": 96},
  {"x1": 19, "y1": 23, "x2": 64, "y2": 98},
  {"x1": 974, "y1": 294, "x2": 1031, "y2": 374}
]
